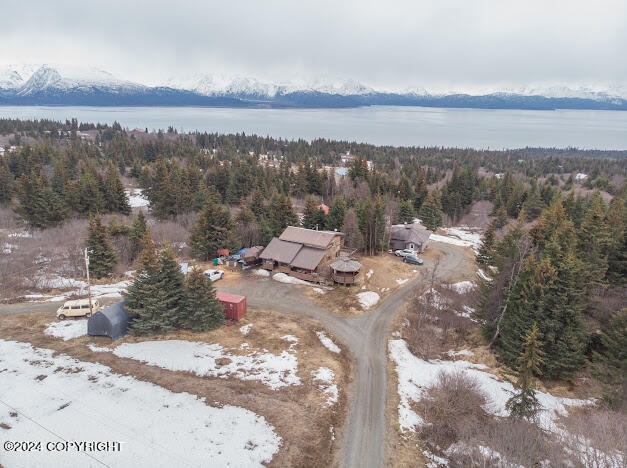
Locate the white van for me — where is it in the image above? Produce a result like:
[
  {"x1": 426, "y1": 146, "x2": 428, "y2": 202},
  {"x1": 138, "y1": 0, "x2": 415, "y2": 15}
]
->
[{"x1": 56, "y1": 299, "x2": 102, "y2": 320}]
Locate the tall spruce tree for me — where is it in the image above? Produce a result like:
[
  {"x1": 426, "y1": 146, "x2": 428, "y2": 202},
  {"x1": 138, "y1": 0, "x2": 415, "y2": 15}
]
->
[
  {"x1": 398, "y1": 200, "x2": 414, "y2": 224},
  {"x1": 268, "y1": 193, "x2": 298, "y2": 236},
  {"x1": 0, "y1": 158, "x2": 13, "y2": 204},
  {"x1": 183, "y1": 268, "x2": 225, "y2": 331},
  {"x1": 155, "y1": 245, "x2": 187, "y2": 329},
  {"x1": 605, "y1": 194, "x2": 626, "y2": 283},
  {"x1": 74, "y1": 168, "x2": 106, "y2": 215},
  {"x1": 124, "y1": 233, "x2": 164, "y2": 335},
  {"x1": 189, "y1": 198, "x2": 237, "y2": 260},
  {"x1": 327, "y1": 196, "x2": 347, "y2": 231},
  {"x1": 506, "y1": 323, "x2": 545, "y2": 419},
  {"x1": 357, "y1": 195, "x2": 386, "y2": 255},
  {"x1": 592, "y1": 309, "x2": 626, "y2": 409},
  {"x1": 578, "y1": 191, "x2": 611, "y2": 288},
  {"x1": 342, "y1": 208, "x2": 364, "y2": 251},
  {"x1": 129, "y1": 210, "x2": 148, "y2": 260},
  {"x1": 103, "y1": 160, "x2": 131, "y2": 214},
  {"x1": 15, "y1": 172, "x2": 67, "y2": 229},
  {"x1": 86, "y1": 215, "x2": 117, "y2": 278},
  {"x1": 125, "y1": 237, "x2": 185, "y2": 335},
  {"x1": 419, "y1": 189, "x2": 443, "y2": 231},
  {"x1": 477, "y1": 221, "x2": 496, "y2": 267},
  {"x1": 235, "y1": 199, "x2": 260, "y2": 247},
  {"x1": 499, "y1": 201, "x2": 588, "y2": 380},
  {"x1": 301, "y1": 195, "x2": 320, "y2": 230}
]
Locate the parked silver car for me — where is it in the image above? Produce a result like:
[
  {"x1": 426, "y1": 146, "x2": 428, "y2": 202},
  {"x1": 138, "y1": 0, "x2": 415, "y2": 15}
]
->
[{"x1": 394, "y1": 248, "x2": 417, "y2": 257}]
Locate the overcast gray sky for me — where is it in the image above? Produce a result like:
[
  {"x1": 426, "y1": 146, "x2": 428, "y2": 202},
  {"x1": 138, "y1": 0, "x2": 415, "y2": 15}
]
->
[{"x1": 1, "y1": 0, "x2": 625, "y2": 91}]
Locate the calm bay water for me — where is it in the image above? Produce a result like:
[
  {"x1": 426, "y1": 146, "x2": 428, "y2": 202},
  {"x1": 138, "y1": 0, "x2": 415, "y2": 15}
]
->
[{"x1": 1, "y1": 105, "x2": 626, "y2": 150}]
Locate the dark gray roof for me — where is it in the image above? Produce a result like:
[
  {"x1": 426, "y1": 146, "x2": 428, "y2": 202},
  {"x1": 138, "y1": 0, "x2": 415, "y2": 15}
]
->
[
  {"x1": 390, "y1": 224, "x2": 432, "y2": 245},
  {"x1": 290, "y1": 246, "x2": 326, "y2": 270},
  {"x1": 279, "y1": 226, "x2": 342, "y2": 249},
  {"x1": 87, "y1": 300, "x2": 129, "y2": 341},
  {"x1": 329, "y1": 258, "x2": 362, "y2": 273},
  {"x1": 260, "y1": 238, "x2": 302, "y2": 264}
]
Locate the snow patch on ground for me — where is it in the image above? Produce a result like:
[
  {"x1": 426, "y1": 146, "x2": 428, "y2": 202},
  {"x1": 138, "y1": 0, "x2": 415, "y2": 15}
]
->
[
  {"x1": 44, "y1": 319, "x2": 88, "y2": 341},
  {"x1": 430, "y1": 234, "x2": 475, "y2": 248},
  {"x1": 32, "y1": 276, "x2": 131, "y2": 301},
  {"x1": 449, "y1": 281, "x2": 476, "y2": 294},
  {"x1": 254, "y1": 268, "x2": 270, "y2": 277},
  {"x1": 418, "y1": 288, "x2": 447, "y2": 310},
  {"x1": 36, "y1": 274, "x2": 85, "y2": 290},
  {"x1": 389, "y1": 339, "x2": 593, "y2": 434},
  {"x1": 281, "y1": 335, "x2": 298, "y2": 350},
  {"x1": 396, "y1": 278, "x2": 409, "y2": 285},
  {"x1": 240, "y1": 324, "x2": 252, "y2": 335},
  {"x1": 114, "y1": 340, "x2": 301, "y2": 390},
  {"x1": 312, "y1": 287, "x2": 325, "y2": 294},
  {"x1": 88, "y1": 343, "x2": 111, "y2": 353},
  {"x1": 366, "y1": 269, "x2": 374, "y2": 279},
  {"x1": 477, "y1": 269, "x2": 492, "y2": 282},
  {"x1": 446, "y1": 349, "x2": 475, "y2": 358},
  {"x1": 0, "y1": 340, "x2": 280, "y2": 467},
  {"x1": 442, "y1": 227, "x2": 483, "y2": 250},
  {"x1": 429, "y1": 226, "x2": 483, "y2": 253},
  {"x1": 8, "y1": 231, "x2": 32, "y2": 238},
  {"x1": 91, "y1": 280, "x2": 132, "y2": 298},
  {"x1": 2, "y1": 242, "x2": 17, "y2": 253},
  {"x1": 357, "y1": 291, "x2": 380, "y2": 309},
  {"x1": 455, "y1": 305, "x2": 477, "y2": 321},
  {"x1": 311, "y1": 367, "x2": 338, "y2": 406},
  {"x1": 125, "y1": 188, "x2": 150, "y2": 208},
  {"x1": 272, "y1": 272, "x2": 311, "y2": 285},
  {"x1": 316, "y1": 331, "x2": 341, "y2": 353}
]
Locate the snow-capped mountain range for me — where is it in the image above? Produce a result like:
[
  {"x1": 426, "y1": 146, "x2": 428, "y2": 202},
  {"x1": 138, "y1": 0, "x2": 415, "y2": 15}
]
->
[{"x1": 1, "y1": 64, "x2": 625, "y2": 110}]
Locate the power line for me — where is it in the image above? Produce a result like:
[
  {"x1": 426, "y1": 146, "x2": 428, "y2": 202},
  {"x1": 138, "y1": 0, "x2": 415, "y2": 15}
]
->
[{"x1": 0, "y1": 398, "x2": 109, "y2": 467}]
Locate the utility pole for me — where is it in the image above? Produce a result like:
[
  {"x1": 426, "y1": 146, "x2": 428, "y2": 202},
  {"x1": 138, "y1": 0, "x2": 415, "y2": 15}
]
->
[{"x1": 84, "y1": 248, "x2": 93, "y2": 315}]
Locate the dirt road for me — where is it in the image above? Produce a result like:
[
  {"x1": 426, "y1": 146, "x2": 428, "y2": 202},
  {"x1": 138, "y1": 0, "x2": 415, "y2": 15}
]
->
[
  {"x1": 223, "y1": 242, "x2": 465, "y2": 468},
  {"x1": 0, "y1": 242, "x2": 465, "y2": 467}
]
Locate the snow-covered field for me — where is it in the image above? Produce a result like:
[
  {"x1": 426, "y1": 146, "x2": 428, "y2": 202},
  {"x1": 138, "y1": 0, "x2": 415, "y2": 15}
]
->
[
  {"x1": 388, "y1": 339, "x2": 592, "y2": 434},
  {"x1": 0, "y1": 340, "x2": 281, "y2": 467},
  {"x1": 113, "y1": 340, "x2": 301, "y2": 390}
]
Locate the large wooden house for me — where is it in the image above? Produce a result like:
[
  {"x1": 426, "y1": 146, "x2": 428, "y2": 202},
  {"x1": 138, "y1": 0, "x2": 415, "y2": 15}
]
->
[{"x1": 260, "y1": 227, "x2": 345, "y2": 282}]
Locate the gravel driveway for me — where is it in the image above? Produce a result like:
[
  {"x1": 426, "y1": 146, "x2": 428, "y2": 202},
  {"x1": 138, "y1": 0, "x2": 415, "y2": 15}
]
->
[{"x1": 0, "y1": 242, "x2": 465, "y2": 468}]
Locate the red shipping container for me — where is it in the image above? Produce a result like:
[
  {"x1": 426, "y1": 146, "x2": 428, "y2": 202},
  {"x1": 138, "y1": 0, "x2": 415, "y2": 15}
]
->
[{"x1": 215, "y1": 292, "x2": 247, "y2": 321}]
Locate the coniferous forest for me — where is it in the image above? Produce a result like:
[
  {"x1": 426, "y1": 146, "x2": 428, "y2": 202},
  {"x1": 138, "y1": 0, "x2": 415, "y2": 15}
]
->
[{"x1": 0, "y1": 117, "x2": 625, "y2": 410}]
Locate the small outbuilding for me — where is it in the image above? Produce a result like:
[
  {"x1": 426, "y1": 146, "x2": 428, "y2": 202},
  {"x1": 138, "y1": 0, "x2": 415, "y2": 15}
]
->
[
  {"x1": 330, "y1": 258, "x2": 362, "y2": 285},
  {"x1": 87, "y1": 300, "x2": 129, "y2": 341},
  {"x1": 389, "y1": 223, "x2": 432, "y2": 253},
  {"x1": 216, "y1": 292, "x2": 247, "y2": 321},
  {"x1": 241, "y1": 246, "x2": 264, "y2": 265}
]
